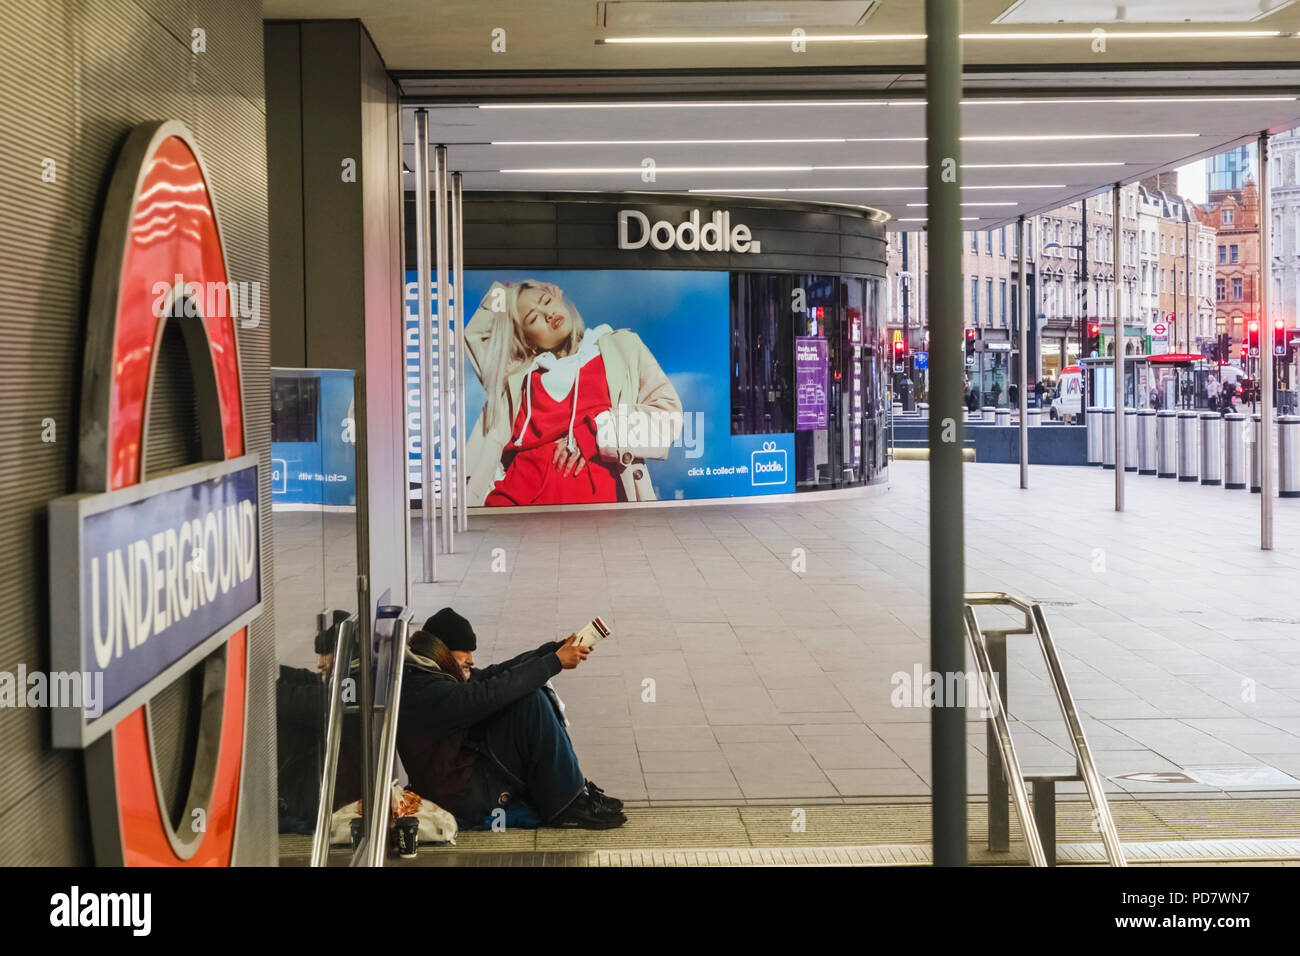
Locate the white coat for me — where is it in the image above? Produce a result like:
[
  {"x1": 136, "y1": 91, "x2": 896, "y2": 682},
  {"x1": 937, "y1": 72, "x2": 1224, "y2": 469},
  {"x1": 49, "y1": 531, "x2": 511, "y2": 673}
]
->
[{"x1": 461, "y1": 308, "x2": 683, "y2": 507}]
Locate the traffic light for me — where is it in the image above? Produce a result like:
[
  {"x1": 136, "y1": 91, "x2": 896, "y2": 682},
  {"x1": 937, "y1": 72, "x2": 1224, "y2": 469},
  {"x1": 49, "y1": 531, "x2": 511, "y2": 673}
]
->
[
  {"x1": 1248, "y1": 318, "x2": 1260, "y2": 357},
  {"x1": 1087, "y1": 323, "x2": 1100, "y2": 356},
  {"x1": 1241, "y1": 343, "x2": 1249, "y2": 359},
  {"x1": 1274, "y1": 318, "x2": 1287, "y2": 357},
  {"x1": 894, "y1": 338, "x2": 906, "y2": 359},
  {"x1": 965, "y1": 328, "x2": 976, "y2": 362}
]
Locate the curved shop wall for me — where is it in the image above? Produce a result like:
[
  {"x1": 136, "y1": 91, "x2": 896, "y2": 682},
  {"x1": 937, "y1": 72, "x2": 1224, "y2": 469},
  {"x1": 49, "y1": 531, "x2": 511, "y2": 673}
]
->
[{"x1": 400, "y1": 191, "x2": 890, "y2": 508}]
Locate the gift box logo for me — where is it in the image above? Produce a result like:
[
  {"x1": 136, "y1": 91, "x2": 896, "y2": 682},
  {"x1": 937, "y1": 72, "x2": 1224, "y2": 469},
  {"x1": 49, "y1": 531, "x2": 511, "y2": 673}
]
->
[{"x1": 751, "y1": 441, "x2": 787, "y2": 487}]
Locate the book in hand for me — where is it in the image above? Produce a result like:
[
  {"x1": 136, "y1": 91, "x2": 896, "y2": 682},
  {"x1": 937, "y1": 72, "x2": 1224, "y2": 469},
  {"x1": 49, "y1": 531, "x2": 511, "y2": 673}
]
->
[{"x1": 573, "y1": 617, "x2": 611, "y2": 649}]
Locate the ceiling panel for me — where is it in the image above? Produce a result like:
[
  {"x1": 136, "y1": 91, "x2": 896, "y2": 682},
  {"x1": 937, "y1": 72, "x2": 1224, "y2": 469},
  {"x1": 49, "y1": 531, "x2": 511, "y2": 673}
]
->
[{"x1": 400, "y1": 93, "x2": 1300, "y2": 229}]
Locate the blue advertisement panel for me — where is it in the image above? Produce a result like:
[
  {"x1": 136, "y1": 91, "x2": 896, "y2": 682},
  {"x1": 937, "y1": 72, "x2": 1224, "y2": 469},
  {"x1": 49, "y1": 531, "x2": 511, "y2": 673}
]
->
[
  {"x1": 404, "y1": 268, "x2": 794, "y2": 505},
  {"x1": 403, "y1": 275, "x2": 457, "y2": 500},
  {"x1": 270, "y1": 369, "x2": 357, "y2": 510},
  {"x1": 79, "y1": 464, "x2": 260, "y2": 714}
]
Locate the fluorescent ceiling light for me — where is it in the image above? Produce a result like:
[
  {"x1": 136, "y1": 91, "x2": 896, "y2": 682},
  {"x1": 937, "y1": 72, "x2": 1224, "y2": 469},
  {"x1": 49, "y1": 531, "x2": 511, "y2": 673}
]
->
[
  {"x1": 477, "y1": 96, "x2": 1288, "y2": 112},
  {"x1": 687, "y1": 185, "x2": 1060, "y2": 193},
  {"x1": 501, "y1": 165, "x2": 815, "y2": 173},
  {"x1": 600, "y1": 30, "x2": 1284, "y2": 44},
  {"x1": 963, "y1": 133, "x2": 1197, "y2": 142},
  {"x1": 993, "y1": 0, "x2": 1296, "y2": 24},
  {"x1": 598, "y1": 1, "x2": 880, "y2": 28},
  {"x1": 492, "y1": 138, "x2": 852, "y2": 145},
  {"x1": 964, "y1": 95, "x2": 1297, "y2": 105},
  {"x1": 688, "y1": 186, "x2": 926, "y2": 193},
  {"x1": 601, "y1": 33, "x2": 927, "y2": 43},
  {"x1": 480, "y1": 100, "x2": 893, "y2": 109},
  {"x1": 964, "y1": 162, "x2": 1125, "y2": 169}
]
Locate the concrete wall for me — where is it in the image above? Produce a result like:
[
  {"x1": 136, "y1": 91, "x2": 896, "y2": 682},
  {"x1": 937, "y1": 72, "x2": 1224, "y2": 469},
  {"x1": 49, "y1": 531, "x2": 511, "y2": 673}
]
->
[{"x1": 266, "y1": 19, "x2": 408, "y2": 626}]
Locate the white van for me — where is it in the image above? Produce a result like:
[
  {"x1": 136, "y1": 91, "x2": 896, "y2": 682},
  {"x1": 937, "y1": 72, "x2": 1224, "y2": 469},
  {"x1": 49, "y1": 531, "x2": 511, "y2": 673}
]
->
[{"x1": 1049, "y1": 366, "x2": 1084, "y2": 422}]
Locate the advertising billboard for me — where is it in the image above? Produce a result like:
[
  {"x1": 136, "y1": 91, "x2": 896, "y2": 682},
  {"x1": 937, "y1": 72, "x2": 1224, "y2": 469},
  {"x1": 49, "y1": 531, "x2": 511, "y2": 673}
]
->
[{"x1": 405, "y1": 269, "x2": 794, "y2": 506}]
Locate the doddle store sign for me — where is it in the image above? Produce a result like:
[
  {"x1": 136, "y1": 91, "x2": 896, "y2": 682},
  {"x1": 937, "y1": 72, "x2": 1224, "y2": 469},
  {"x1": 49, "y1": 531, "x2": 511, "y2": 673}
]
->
[
  {"x1": 618, "y1": 208, "x2": 762, "y2": 254},
  {"x1": 48, "y1": 456, "x2": 262, "y2": 747}
]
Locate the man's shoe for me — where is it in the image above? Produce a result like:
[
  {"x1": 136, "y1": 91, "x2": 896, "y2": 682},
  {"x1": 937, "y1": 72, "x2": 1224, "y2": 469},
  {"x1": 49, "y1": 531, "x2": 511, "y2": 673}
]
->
[
  {"x1": 585, "y1": 779, "x2": 623, "y2": 812},
  {"x1": 550, "y1": 790, "x2": 626, "y2": 830}
]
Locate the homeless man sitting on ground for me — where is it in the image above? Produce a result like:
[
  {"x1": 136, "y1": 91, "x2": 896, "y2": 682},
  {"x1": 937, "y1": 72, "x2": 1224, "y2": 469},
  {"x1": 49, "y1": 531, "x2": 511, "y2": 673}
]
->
[{"x1": 396, "y1": 608, "x2": 626, "y2": 830}]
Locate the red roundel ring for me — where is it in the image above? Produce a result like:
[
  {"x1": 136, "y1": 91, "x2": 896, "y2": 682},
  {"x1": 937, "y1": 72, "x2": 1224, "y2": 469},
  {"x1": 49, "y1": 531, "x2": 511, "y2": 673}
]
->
[{"x1": 79, "y1": 121, "x2": 248, "y2": 866}]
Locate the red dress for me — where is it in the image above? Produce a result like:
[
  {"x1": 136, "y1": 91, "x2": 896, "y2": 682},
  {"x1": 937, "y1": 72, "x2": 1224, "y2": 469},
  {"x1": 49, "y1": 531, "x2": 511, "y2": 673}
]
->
[{"x1": 485, "y1": 355, "x2": 619, "y2": 506}]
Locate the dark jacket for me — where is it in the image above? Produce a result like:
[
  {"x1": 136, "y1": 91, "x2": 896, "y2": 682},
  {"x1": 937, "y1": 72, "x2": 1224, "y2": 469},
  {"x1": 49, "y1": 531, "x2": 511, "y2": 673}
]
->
[
  {"x1": 276, "y1": 665, "x2": 326, "y2": 826},
  {"x1": 397, "y1": 642, "x2": 563, "y2": 817}
]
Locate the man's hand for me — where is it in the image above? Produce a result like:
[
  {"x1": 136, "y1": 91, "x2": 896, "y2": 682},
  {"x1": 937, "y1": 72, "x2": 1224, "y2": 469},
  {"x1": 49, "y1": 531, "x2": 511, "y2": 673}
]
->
[
  {"x1": 552, "y1": 440, "x2": 587, "y2": 478},
  {"x1": 555, "y1": 634, "x2": 590, "y2": 670}
]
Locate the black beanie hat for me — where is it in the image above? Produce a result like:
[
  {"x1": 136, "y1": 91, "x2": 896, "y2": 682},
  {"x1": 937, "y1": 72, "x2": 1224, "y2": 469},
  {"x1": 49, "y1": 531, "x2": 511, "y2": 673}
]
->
[
  {"x1": 424, "y1": 608, "x2": 476, "y2": 652},
  {"x1": 314, "y1": 609, "x2": 351, "y2": 655}
]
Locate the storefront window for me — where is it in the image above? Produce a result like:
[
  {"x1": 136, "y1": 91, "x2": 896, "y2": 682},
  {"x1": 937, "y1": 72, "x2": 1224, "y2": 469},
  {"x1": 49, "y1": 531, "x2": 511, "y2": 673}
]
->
[
  {"x1": 730, "y1": 273, "x2": 794, "y2": 435},
  {"x1": 729, "y1": 272, "x2": 883, "y2": 491}
]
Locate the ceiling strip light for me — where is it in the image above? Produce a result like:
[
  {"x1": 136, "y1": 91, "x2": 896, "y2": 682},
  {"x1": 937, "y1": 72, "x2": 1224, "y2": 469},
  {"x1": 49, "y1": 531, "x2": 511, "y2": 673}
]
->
[
  {"x1": 478, "y1": 95, "x2": 1291, "y2": 111},
  {"x1": 600, "y1": 30, "x2": 1285, "y2": 44},
  {"x1": 501, "y1": 165, "x2": 815, "y2": 173},
  {"x1": 480, "y1": 100, "x2": 894, "y2": 109}
]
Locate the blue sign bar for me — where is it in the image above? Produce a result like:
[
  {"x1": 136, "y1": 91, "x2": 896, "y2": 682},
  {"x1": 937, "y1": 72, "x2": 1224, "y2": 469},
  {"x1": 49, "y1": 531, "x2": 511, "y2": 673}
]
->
[{"x1": 49, "y1": 455, "x2": 262, "y2": 747}]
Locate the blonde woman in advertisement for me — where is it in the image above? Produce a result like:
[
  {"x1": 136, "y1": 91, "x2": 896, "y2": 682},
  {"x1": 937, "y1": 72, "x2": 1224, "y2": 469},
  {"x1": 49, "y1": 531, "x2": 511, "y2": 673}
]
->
[{"x1": 462, "y1": 279, "x2": 683, "y2": 507}]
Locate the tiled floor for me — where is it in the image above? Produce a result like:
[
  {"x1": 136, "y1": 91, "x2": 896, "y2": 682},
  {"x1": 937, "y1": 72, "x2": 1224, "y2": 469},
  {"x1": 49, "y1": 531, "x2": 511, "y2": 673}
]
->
[{"x1": 388, "y1": 460, "x2": 1300, "y2": 805}]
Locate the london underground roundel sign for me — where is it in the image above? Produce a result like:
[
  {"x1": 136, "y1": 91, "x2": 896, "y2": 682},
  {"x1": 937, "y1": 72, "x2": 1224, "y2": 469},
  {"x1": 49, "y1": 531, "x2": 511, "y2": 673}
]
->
[{"x1": 48, "y1": 121, "x2": 260, "y2": 866}]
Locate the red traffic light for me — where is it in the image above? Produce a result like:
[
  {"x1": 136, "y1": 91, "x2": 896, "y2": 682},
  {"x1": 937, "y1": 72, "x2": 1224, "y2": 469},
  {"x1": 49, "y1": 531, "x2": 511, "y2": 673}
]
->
[
  {"x1": 1249, "y1": 319, "x2": 1260, "y2": 333},
  {"x1": 1088, "y1": 324, "x2": 1099, "y2": 335},
  {"x1": 966, "y1": 329, "x2": 976, "y2": 339},
  {"x1": 893, "y1": 340, "x2": 905, "y2": 352}
]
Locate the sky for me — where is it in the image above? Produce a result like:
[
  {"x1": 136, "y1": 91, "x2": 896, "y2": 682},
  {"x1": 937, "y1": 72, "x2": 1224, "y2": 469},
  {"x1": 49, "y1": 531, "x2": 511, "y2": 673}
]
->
[{"x1": 1178, "y1": 159, "x2": 1207, "y2": 205}]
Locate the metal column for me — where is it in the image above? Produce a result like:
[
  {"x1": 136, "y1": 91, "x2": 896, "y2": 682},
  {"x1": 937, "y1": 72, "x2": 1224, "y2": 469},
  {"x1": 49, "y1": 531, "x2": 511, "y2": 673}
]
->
[
  {"x1": 451, "y1": 172, "x2": 468, "y2": 533},
  {"x1": 1112, "y1": 185, "x2": 1124, "y2": 511},
  {"x1": 433, "y1": 144, "x2": 454, "y2": 555},
  {"x1": 1259, "y1": 132, "x2": 1275, "y2": 550},
  {"x1": 412, "y1": 110, "x2": 436, "y2": 582},
  {"x1": 1018, "y1": 215, "x2": 1029, "y2": 489},
  {"x1": 925, "y1": 0, "x2": 967, "y2": 868}
]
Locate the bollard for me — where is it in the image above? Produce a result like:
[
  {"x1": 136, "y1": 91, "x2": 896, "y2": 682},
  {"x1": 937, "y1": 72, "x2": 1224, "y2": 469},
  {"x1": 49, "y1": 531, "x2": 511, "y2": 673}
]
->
[
  {"x1": 1027, "y1": 407, "x2": 1041, "y2": 427},
  {"x1": 1280, "y1": 416, "x2": 1300, "y2": 498},
  {"x1": 982, "y1": 405, "x2": 996, "y2": 423},
  {"x1": 1156, "y1": 409, "x2": 1177, "y2": 478},
  {"x1": 1223, "y1": 413, "x2": 1246, "y2": 490},
  {"x1": 996, "y1": 408, "x2": 1011, "y2": 427},
  {"x1": 1250, "y1": 413, "x2": 1262, "y2": 494},
  {"x1": 1124, "y1": 408, "x2": 1138, "y2": 473},
  {"x1": 1137, "y1": 409, "x2": 1157, "y2": 475},
  {"x1": 1101, "y1": 408, "x2": 1116, "y2": 469},
  {"x1": 1199, "y1": 412, "x2": 1223, "y2": 486},
  {"x1": 919, "y1": 402, "x2": 929, "y2": 418},
  {"x1": 1177, "y1": 410, "x2": 1199, "y2": 482},
  {"x1": 1086, "y1": 407, "x2": 1104, "y2": 466}
]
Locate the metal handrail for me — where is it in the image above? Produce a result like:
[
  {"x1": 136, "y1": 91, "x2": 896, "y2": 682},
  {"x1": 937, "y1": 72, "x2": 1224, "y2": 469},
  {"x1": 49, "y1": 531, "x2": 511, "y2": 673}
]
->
[
  {"x1": 962, "y1": 605, "x2": 1046, "y2": 867},
  {"x1": 964, "y1": 591, "x2": 1126, "y2": 867},
  {"x1": 310, "y1": 613, "x2": 358, "y2": 867},
  {"x1": 365, "y1": 614, "x2": 411, "y2": 867}
]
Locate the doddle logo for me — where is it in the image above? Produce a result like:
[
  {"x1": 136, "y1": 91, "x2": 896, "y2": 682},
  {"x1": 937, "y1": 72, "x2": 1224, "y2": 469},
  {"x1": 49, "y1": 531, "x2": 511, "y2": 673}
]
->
[{"x1": 751, "y1": 441, "x2": 788, "y2": 487}]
